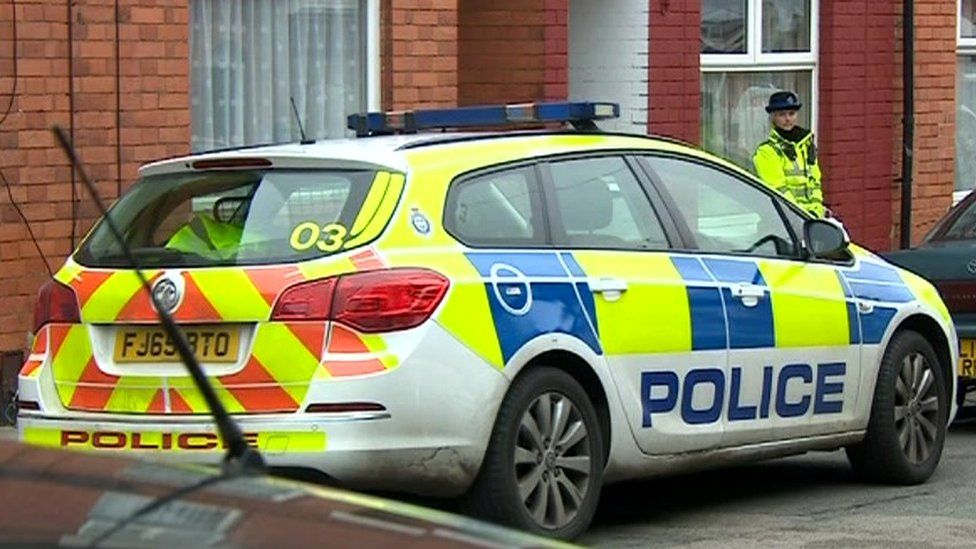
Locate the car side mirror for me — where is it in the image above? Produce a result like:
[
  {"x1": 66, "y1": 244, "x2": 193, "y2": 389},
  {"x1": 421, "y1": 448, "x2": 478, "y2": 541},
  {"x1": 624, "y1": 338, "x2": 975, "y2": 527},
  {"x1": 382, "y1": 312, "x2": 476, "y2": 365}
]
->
[{"x1": 804, "y1": 218, "x2": 849, "y2": 258}]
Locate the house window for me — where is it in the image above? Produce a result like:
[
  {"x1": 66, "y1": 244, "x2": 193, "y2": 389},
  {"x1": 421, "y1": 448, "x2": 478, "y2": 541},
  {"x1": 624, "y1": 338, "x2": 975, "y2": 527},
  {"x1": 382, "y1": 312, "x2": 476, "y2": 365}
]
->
[
  {"x1": 700, "y1": 0, "x2": 818, "y2": 171},
  {"x1": 957, "y1": 0, "x2": 976, "y2": 199},
  {"x1": 190, "y1": 0, "x2": 379, "y2": 152}
]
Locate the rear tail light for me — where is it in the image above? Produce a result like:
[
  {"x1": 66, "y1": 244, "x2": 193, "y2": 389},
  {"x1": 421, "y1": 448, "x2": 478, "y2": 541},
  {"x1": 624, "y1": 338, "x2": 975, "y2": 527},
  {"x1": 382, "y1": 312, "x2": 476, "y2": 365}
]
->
[
  {"x1": 32, "y1": 279, "x2": 81, "y2": 332},
  {"x1": 270, "y1": 278, "x2": 337, "y2": 321},
  {"x1": 271, "y1": 268, "x2": 449, "y2": 332},
  {"x1": 191, "y1": 157, "x2": 272, "y2": 170}
]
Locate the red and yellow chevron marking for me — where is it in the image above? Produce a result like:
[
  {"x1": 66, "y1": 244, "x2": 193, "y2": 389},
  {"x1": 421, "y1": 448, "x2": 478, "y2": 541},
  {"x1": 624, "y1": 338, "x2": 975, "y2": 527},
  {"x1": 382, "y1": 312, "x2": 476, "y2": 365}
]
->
[
  {"x1": 50, "y1": 324, "x2": 97, "y2": 406},
  {"x1": 62, "y1": 265, "x2": 307, "y2": 324},
  {"x1": 47, "y1": 321, "x2": 394, "y2": 414},
  {"x1": 44, "y1": 235, "x2": 408, "y2": 414},
  {"x1": 146, "y1": 389, "x2": 187, "y2": 414},
  {"x1": 66, "y1": 270, "x2": 114, "y2": 310},
  {"x1": 20, "y1": 325, "x2": 51, "y2": 378},
  {"x1": 217, "y1": 357, "x2": 301, "y2": 413},
  {"x1": 321, "y1": 324, "x2": 396, "y2": 377},
  {"x1": 349, "y1": 248, "x2": 386, "y2": 271},
  {"x1": 243, "y1": 266, "x2": 304, "y2": 307},
  {"x1": 31, "y1": 325, "x2": 49, "y2": 356},
  {"x1": 248, "y1": 321, "x2": 326, "y2": 405},
  {"x1": 69, "y1": 357, "x2": 121, "y2": 411},
  {"x1": 21, "y1": 359, "x2": 42, "y2": 378},
  {"x1": 102, "y1": 320, "x2": 330, "y2": 415}
]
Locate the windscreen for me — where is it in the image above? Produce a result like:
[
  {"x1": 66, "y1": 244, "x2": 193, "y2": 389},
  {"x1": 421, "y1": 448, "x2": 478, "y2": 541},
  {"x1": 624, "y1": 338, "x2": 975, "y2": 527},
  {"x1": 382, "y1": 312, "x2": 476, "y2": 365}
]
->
[
  {"x1": 76, "y1": 169, "x2": 380, "y2": 267},
  {"x1": 931, "y1": 197, "x2": 976, "y2": 242}
]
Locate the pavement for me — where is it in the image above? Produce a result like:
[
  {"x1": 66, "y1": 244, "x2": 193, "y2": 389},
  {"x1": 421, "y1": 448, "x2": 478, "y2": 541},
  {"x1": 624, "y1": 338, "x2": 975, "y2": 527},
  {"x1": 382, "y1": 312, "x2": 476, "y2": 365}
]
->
[{"x1": 582, "y1": 417, "x2": 976, "y2": 548}]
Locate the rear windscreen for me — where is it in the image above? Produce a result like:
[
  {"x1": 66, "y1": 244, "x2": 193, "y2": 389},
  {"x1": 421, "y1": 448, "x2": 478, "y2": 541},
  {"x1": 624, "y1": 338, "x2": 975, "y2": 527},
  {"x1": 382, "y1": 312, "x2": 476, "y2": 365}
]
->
[{"x1": 76, "y1": 169, "x2": 388, "y2": 267}]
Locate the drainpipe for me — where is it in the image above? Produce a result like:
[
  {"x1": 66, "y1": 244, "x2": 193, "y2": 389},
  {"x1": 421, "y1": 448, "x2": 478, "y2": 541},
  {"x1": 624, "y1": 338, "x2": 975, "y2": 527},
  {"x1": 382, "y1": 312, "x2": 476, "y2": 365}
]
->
[{"x1": 900, "y1": 0, "x2": 914, "y2": 249}]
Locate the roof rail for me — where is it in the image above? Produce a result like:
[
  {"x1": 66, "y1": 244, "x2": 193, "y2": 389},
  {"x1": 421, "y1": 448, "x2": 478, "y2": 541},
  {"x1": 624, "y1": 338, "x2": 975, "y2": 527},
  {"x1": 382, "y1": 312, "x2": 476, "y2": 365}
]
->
[{"x1": 347, "y1": 101, "x2": 620, "y2": 137}]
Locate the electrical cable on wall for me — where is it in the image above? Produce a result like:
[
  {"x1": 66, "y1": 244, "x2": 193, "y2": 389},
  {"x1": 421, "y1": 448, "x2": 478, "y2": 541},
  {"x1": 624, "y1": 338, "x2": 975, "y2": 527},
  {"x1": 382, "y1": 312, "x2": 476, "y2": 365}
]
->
[
  {"x1": 0, "y1": 0, "x2": 54, "y2": 277},
  {"x1": 0, "y1": 171, "x2": 53, "y2": 277},
  {"x1": 0, "y1": 0, "x2": 16, "y2": 127},
  {"x1": 115, "y1": 0, "x2": 121, "y2": 197},
  {"x1": 67, "y1": 0, "x2": 75, "y2": 249}
]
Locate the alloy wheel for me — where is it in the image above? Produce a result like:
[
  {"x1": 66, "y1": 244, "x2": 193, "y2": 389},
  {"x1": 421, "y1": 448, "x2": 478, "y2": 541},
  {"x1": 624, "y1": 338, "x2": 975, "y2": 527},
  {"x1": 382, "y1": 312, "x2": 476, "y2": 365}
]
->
[
  {"x1": 894, "y1": 352, "x2": 941, "y2": 464},
  {"x1": 514, "y1": 392, "x2": 592, "y2": 530}
]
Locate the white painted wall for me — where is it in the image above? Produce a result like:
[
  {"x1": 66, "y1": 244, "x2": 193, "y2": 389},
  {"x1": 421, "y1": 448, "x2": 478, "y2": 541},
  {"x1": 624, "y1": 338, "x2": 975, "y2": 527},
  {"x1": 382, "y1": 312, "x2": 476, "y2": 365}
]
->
[{"x1": 568, "y1": 0, "x2": 649, "y2": 135}]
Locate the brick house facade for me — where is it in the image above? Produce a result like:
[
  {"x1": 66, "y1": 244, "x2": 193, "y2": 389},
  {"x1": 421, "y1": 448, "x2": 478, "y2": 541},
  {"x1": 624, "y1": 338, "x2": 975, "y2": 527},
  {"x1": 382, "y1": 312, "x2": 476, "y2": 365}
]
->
[{"x1": 0, "y1": 0, "x2": 961, "y2": 362}]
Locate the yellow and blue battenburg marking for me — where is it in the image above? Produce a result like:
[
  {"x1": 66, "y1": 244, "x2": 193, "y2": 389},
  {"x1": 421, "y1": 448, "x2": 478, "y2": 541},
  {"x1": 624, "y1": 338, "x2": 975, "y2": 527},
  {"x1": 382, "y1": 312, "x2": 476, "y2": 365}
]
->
[
  {"x1": 464, "y1": 249, "x2": 916, "y2": 367},
  {"x1": 837, "y1": 260, "x2": 910, "y2": 344},
  {"x1": 670, "y1": 256, "x2": 775, "y2": 350},
  {"x1": 465, "y1": 252, "x2": 601, "y2": 362}
]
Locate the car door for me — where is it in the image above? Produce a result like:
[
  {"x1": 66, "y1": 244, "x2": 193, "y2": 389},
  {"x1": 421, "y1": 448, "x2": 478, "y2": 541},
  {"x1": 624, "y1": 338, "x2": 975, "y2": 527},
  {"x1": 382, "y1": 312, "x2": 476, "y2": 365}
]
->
[
  {"x1": 639, "y1": 154, "x2": 862, "y2": 446},
  {"x1": 541, "y1": 154, "x2": 728, "y2": 454}
]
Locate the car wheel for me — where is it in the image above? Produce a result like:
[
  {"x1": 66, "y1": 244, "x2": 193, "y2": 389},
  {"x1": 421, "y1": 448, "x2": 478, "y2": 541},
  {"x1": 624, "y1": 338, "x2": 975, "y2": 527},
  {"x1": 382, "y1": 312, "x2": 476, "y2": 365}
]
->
[
  {"x1": 846, "y1": 330, "x2": 947, "y2": 484},
  {"x1": 463, "y1": 366, "x2": 604, "y2": 540}
]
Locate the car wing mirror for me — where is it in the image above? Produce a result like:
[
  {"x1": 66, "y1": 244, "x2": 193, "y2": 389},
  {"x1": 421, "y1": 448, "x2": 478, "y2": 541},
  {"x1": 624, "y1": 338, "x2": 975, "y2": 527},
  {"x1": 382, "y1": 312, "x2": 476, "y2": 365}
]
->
[{"x1": 804, "y1": 218, "x2": 850, "y2": 258}]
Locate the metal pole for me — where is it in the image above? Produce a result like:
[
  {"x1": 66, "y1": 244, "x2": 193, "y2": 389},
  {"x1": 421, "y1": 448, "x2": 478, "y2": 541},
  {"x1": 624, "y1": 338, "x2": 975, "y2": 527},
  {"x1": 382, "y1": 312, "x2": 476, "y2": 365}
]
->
[{"x1": 900, "y1": 0, "x2": 914, "y2": 249}]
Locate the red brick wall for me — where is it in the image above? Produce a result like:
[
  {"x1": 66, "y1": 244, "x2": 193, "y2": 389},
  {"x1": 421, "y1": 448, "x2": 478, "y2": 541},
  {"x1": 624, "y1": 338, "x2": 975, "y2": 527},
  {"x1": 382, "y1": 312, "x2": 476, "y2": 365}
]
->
[
  {"x1": 647, "y1": 0, "x2": 700, "y2": 142},
  {"x1": 543, "y1": 0, "x2": 567, "y2": 101},
  {"x1": 890, "y1": 0, "x2": 956, "y2": 247},
  {"x1": 819, "y1": 0, "x2": 898, "y2": 251},
  {"x1": 457, "y1": 0, "x2": 552, "y2": 106},
  {"x1": 0, "y1": 0, "x2": 189, "y2": 354},
  {"x1": 385, "y1": 0, "x2": 458, "y2": 109}
]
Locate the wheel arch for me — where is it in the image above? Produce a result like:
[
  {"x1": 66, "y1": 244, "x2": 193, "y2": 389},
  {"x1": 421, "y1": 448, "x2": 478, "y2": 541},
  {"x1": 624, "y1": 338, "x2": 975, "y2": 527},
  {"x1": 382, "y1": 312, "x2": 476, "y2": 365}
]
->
[
  {"x1": 893, "y1": 313, "x2": 955, "y2": 412},
  {"x1": 514, "y1": 349, "x2": 613, "y2": 465}
]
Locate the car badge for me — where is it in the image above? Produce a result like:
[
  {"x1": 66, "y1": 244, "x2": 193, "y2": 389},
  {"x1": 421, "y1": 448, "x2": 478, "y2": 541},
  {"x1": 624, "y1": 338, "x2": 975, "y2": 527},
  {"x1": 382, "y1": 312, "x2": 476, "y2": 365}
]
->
[
  {"x1": 968, "y1": 259, "x2": 976, "y2": 275},
  {"x1": 410, "y1": 208, "x2": 431, "y2": 236},
  {"x1": 151, "y1": 276, "x2": 183, "y2": 314},
  {"x1": 489, "y1": 263, "x2": 532, "y2": 316}
]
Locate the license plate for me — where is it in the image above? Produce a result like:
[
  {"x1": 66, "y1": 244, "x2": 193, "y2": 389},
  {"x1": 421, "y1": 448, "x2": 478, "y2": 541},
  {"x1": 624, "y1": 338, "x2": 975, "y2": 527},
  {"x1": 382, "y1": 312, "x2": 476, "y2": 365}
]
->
[
  {"x1": 960, "y1": 339, "x2": 976, "y2": 378},
  {"x1": 114, "y1": 326, "x2": 240, "y2": 363}
]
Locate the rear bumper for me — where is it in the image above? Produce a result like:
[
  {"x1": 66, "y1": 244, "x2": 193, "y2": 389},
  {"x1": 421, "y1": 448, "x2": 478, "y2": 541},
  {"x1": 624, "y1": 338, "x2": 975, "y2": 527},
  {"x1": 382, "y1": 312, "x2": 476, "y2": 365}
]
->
[
  {"x1": 16, "y1": 411, "x2": 481, "y2": 497},
  {"x1": 17, "y1": 323, "x2": 510, "y2": 497}
]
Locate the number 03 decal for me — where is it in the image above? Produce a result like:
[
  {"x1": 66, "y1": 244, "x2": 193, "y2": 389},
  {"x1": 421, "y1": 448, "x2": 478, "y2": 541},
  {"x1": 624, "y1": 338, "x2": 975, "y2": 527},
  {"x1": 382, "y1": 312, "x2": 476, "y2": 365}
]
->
[{"x1": 290, "y1": 222, "x2": 349, "y2": 252}]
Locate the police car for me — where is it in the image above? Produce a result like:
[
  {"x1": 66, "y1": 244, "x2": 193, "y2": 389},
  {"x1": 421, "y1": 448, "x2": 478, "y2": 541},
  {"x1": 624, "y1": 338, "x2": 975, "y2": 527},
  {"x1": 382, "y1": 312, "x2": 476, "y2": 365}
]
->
[{"x1": 18, "y1": 102, "x2": 957, "y2": 539}]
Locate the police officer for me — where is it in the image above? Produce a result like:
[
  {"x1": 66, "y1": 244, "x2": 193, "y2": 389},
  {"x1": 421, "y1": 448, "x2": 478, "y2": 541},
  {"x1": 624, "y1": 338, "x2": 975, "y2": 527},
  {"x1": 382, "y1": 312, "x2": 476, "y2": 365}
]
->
[
  {"x1": 166, "y1": 212, "x2": 243, "y2": 259},
  {"x1": 753, "y1": 91, "x2": 825, "y2": 217}
]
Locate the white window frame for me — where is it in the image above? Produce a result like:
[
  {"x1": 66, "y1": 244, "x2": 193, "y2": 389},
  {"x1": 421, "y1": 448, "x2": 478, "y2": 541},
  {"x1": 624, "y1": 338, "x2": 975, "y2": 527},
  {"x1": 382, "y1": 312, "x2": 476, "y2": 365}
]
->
[
  {"x1": 700, "y1": 0, "x2": 820, "y2": 135},
  {"x1": 960, "y1": 0, "x2": 976, "y2": 50},
  {"x1": 957, "y1": 1, "x2": 976, "y2": 201},
  {"x1": 366, "y1": 0, "x2": 381, "y2": 110}
]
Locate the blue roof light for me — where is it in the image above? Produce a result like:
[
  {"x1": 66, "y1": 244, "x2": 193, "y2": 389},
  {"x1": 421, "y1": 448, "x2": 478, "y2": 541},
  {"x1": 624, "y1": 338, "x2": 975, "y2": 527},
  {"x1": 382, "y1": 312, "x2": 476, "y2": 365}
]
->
[{"x1": 347, "y1": 101, "x2": 620, "y2": 137}]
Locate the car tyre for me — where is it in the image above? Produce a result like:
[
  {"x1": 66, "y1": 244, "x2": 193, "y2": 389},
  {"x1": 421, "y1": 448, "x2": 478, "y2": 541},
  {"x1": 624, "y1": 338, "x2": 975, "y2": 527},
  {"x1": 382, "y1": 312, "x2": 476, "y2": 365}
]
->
[
  {"x1": 846, "y1": 330, "x2": 947, "y2": 484},
  {"x1": 462, "y1": 366, "x2": 604, "y2": 540}
]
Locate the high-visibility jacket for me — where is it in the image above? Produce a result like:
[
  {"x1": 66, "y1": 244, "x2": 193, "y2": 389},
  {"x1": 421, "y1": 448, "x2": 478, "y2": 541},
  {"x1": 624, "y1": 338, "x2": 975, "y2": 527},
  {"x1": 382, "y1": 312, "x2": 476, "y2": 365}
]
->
[
  {"x1": 165, "y1": 213, "x2": 243, "y2": 259},
  {"x1": 752, "y1": 127, "x2": 824, "y2": 217}
]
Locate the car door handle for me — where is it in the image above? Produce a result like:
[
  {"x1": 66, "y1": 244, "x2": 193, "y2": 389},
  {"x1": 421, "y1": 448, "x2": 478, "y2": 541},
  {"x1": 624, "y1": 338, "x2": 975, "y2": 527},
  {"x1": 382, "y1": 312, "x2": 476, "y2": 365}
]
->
[
  {"x1": 730, "y1": 283, "x2": 765, "y2": 308},
  {"x1": 590, "y1": 277, "x2": 628, "y2": 301}
]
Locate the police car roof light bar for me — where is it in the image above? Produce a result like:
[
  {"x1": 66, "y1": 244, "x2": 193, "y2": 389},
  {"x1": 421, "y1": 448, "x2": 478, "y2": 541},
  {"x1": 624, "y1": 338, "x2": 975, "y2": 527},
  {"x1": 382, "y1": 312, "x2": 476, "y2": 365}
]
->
[{"x1": 347, "y1": 101, "x2": 620, "y2": 137}]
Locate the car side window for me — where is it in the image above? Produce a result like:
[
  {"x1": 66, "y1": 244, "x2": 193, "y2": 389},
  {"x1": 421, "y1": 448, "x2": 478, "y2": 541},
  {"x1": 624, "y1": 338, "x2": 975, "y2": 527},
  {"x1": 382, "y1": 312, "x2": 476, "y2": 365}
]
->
[
  {"x1": 547, "y1": 157, "x2": 670, "y2": 250},
  {"x1": 445, "y1": 166, "x2": 546, "y2": 246},
  {"x1": 642, "y1": 155, "x2": 799, "y2": 257}
]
